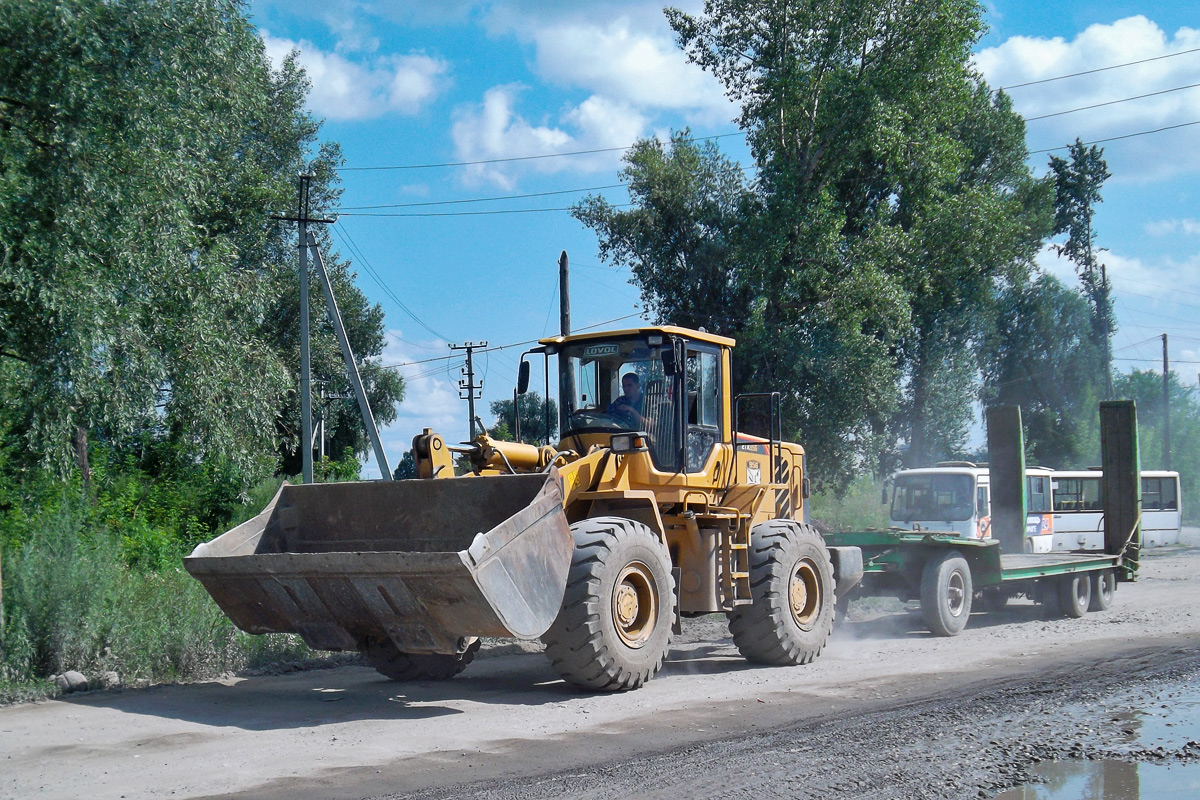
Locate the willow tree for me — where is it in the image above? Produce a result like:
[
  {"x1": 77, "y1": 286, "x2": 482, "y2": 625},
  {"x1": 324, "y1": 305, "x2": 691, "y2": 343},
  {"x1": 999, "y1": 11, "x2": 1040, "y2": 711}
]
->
[
  {"x1": 576, "y1": 0, "x2": 1047, "y2": 485},
  {"x1": 0, "y1": 0, "x2": 401, "y2": 482}
]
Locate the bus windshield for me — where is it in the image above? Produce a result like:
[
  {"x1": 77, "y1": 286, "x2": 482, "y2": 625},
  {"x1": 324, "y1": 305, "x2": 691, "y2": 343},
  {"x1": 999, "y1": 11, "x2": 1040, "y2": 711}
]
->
[{"x1": 891, "y1": 473, "x2": 975, "y2": 522}]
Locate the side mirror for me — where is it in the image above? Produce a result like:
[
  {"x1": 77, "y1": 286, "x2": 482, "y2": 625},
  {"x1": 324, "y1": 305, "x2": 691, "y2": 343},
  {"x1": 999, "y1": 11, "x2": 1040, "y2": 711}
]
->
[
  {"x1": 517, "y1": 360, "x2": 531, "y2": 394},
  {"x1": 661, "y1": 346, "x2": 680, "y2": 377},
  {"x1": 881, "y1": 487, "x2": 889, "y2": 505}
]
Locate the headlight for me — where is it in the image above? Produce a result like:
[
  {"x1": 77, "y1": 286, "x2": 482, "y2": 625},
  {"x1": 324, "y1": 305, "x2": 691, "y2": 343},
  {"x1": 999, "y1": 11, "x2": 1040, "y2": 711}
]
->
[{"x1": 610, "y1": 432, "x2": 649, "y2": 454}]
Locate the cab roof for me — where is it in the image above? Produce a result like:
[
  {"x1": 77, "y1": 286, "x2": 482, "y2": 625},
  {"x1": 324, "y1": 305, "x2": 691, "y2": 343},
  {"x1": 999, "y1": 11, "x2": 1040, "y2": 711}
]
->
[{"x1": 539, "y1": 325, "x2": 735, "y2": 349}]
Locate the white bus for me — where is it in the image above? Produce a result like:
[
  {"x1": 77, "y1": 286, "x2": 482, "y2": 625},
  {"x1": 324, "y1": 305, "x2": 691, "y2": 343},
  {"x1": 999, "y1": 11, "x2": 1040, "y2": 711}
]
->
[
  {"x1": 1051, "y1": 470, "x2": 1182, "y2": 550},
  {"x1": 887, "y1": 463, "x2": 1055, "y2": 552}
]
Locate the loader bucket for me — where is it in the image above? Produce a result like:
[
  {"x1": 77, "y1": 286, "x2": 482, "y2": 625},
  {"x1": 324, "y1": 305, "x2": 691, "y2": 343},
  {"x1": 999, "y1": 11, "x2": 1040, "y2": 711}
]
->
[{"x1": 184, "y1": 472, "x2": 573, "y2": 655}]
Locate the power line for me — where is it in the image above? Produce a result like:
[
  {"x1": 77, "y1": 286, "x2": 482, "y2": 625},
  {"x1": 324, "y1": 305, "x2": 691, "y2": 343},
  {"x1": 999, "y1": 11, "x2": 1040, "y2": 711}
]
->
[
  {"x1": 1116, "y1": 357, "x2": 1200, "y2": 365},
  {"x1": 338, "y1": 132, "x2": 746, "y2": 172},
  {"x1": 332, "y1": 225, "x2": 451, "y2": 341},
  {"x1": 379, "y1": 312, "x2": 641, "y2": 371},
  {"x1": 1025, "y1": 82, "x2": 1200, "y2": 122},
  {"x1": 1030, "y1": 119, "x2": 1200, "y2": 154},
  {"x1": 335, "y1": 183, "x2": 626, "y2": 211},
  {"x1": 998, "y1": 46, "x2": 1200, "y2": 91},
  {"x1": 336, "y1": 204, "x2": 632, "y2": 218}
]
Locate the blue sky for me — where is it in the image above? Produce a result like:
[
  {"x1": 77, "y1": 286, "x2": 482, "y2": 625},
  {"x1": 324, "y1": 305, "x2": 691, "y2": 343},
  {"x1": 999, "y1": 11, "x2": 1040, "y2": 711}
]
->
[{"x1": 246, "y1": 1, "x2": 1200, "y2": 476}]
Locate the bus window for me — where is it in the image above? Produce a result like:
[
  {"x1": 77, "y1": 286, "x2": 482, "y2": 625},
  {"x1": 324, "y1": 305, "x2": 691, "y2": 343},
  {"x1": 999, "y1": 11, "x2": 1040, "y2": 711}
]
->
[
  {"x1": 1053, "y1": 477, "x2": 1102, "y2": 512},
  {"x1": 1026, "y1": 475, "x2": 1051, "y2": 513},
  {"x1": 891, "y1": 473, "x2": 974, "y2": 522},
  {"x1": 1142, "y1": 477, "x2": 1178, "y2": 511}
]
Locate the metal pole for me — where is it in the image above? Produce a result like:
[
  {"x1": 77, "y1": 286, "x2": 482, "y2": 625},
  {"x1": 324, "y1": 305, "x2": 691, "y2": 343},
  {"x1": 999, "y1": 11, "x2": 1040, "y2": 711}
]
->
[
  {"x1": 1163, "y1": 333, "x2": 1171, "y2": 470},
  {"x1": 513, "y1": 387, "x2": 521, "y2": 443},
  {"x1": 309, "y1": 235, "x2": 392, "y2": 479},
  {"x1": 467, "y1": 348, "x2": 477, "y2": 436},
  {"x1": 558, "y1": 250, "x2": 574, "y2": 436},
  {"x1": 298, "y1": 174, "x2": 314, "y2": 484},
  {"x1": 451, "y1": 342, "x2": 487, "y2": 438}
]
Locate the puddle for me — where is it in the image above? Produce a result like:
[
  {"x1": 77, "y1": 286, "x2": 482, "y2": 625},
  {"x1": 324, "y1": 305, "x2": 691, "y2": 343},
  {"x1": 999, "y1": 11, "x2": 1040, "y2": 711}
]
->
[
  {"x1": 992, "y1": 759, "x2": 1200, "y2": 799},
  {"x1": 993, "y1": 676, "x2": 1200, "y2": 799},
  {"x1": 1113, "y1": 682, "x2": 1200, "y2": 751}
]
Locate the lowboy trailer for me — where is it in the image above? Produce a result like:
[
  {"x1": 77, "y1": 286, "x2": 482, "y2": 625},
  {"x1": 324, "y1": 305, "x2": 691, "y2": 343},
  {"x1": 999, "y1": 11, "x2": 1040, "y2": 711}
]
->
[{"x1": 825, "y1": 402, "x2": 1141, "y2": 636}]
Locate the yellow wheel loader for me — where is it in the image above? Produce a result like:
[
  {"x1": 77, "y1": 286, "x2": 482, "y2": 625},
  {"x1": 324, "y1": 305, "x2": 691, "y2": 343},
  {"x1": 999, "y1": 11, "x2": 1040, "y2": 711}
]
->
[{"x1": 186, "y1": 326, "x2": 863, "y2": 691}]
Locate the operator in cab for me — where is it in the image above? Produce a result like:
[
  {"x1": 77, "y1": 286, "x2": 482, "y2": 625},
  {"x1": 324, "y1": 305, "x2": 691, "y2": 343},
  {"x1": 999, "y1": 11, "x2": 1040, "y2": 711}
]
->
[{"x1": 608, "y1": 372, "x2": 647, "y2": 430}]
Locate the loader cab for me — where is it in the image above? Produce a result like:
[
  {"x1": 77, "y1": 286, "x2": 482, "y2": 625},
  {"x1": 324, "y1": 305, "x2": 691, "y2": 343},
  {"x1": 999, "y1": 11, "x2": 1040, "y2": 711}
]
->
[{"x1": 544, "y1": 327, "x2": 733, "y2": 474}]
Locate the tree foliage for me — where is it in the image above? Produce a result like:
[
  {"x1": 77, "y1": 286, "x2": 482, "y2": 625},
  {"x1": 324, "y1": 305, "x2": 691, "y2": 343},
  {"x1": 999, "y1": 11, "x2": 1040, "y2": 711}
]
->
[
  {"x1": 979, "y1": 274, "x2": 1105, "y2": 467},
  {"x1": 489, "y1": 392, "x2": 559, "y2": 444},
  {"x1": 1114, "y1": 370, "x2": 1199, "y2": 522},
  {"x1": 579, "y1": 0, "x2": 1048, "y2": 485},
  {"x1": 0, "y1": 0, "x2": 401, "y2": 482},
  {"x1": 1049, "y1": 139, "x2": 1113, "y2": 395}
]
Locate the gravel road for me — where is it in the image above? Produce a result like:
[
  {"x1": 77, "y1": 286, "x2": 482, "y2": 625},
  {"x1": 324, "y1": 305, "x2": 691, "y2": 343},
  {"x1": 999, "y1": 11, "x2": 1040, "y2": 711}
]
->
[{"x1": 3, "y1": 543, "x2": 1199, "y2": 800}]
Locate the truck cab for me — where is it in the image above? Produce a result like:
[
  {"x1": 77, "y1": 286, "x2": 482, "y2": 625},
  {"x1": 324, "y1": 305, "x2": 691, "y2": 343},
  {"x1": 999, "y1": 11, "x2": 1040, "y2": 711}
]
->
[{"x1": 887, "y1": 463, "x2": 1054, "y2": 552}]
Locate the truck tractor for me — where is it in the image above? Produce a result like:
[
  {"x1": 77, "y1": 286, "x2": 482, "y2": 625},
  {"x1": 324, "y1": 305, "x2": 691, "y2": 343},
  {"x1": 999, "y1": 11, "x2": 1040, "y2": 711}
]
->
[{"x1": 186, "y1": 326, "x2": 863, "y2": 691}]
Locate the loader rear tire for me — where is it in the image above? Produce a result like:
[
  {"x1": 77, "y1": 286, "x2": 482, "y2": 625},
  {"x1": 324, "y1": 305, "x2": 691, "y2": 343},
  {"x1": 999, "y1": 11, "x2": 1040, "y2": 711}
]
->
[
  {"x1": 727, "y1": 521, "x2": 835, "y2": 665},
  {"x1": 362, "y1": 637, "x2": 480, "y2": 682},
  {"x1": 541, "y1": 517, "x2": 674, "y2": 691}
]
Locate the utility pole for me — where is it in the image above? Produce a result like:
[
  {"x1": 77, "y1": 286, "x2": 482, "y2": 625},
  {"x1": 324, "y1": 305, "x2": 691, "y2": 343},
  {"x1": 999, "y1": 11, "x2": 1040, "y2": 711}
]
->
[
  {"x1": 308, "y1": 235, "x2": 392, "y2": 479},
  {"x1": 271, "y1": 174, "x2": 334, "y2": 483},
  {"x1": 1163, "y1": 332, "x2": 1171, "y2": 470},
  {"x1": 558, "y1": 250, "x2": 574, "y2": 436},
  {"x1": 451, "y1": 342, "x2": 487, "y2": 437},
  {"x1": 1101, "y1": 263, "x2": 1114, "y2": 399}
]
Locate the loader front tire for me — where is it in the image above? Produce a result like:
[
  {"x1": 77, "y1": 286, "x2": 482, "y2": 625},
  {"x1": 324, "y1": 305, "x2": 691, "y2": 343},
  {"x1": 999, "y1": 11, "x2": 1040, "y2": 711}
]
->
[
  {"x1": 541, "y1": 517, "x2": 675, "y2": 691},
  {"x1": 362, "y1": 637, "x2": 480, "y2": 682},
  {"x1": 727, "y1": 521, "x2": 835, "y2": 666}
]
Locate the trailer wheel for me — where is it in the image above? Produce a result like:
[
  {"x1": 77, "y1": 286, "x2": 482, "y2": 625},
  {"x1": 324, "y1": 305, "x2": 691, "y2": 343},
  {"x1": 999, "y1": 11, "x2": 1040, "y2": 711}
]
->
[
  {"x1": 1058, "y1": 573, "x2": 1091, "y2": 618},
  {"x1": 920, "y1": 551, "x2": 972, "y2": 636},
  {"x1": 362, "y1": 637, "x2": 480, "y2": 682},
  {"x1": 1089, "y1": 570, "x2": 1116, "y2": 611},
  {"x1": 541, "y1": 517, "x2": 674, "y2": 691},
  {"x1": 727, "y1": 521, "x2": 835, "y2": 665}
]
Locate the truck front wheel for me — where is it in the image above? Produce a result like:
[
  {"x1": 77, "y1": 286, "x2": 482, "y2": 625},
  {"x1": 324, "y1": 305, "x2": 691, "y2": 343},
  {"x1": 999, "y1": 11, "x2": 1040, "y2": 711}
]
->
[
  {"x1": 541, "y1": 517, "x2": 675, "y2": 691},
  {"x1": 727, "y1": 521, "x2": 835, "y2": 665},
  {"x1": 920, "y1": 551, "x2": 973, "y2": 636}
]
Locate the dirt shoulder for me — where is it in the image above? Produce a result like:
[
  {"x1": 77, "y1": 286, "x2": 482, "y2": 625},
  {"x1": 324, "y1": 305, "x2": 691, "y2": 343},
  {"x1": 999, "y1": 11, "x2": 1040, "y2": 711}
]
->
[{"x1": 2, "y1": 546, "x2": 1198, "y2": 800}]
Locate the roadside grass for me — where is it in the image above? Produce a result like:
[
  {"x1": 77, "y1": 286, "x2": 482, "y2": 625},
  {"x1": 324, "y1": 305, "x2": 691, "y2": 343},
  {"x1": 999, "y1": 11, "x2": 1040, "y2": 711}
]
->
[
  {"x1": 808, "y1": 475, "x2": 890, "y2": 532},
  {"x1": 0, "y1": 487, "x2": 326, "y2": 705}
]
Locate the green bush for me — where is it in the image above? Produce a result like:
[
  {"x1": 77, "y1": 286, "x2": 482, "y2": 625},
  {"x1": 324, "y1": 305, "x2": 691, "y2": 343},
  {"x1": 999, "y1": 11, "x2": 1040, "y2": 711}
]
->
[
  {"x1": 808, "y1": 475, "x2": 890, "y2": 532},
  {"x1": 0, "y1": 499, "x2": 320, "y2": 701}
]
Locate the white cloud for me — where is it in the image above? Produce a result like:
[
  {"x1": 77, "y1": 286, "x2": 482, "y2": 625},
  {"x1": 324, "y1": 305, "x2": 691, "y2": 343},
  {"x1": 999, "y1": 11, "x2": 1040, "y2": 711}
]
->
[
  {"x1": 361, "y1": 330, "x2": 470, "y2": 478},
  {"x1": 975, "y1": 17, "x2": 1200, "y2": 181},
  {"x1": 262, "y1": 32, "x2": 448, "y2": 120},
  {"x1": 528, "y1": 19, "x2": 734, "y2": 122},
  {"x1": 1145, "y1": 219, "x2": 1200, "y2": 236},
  {"x1": 1038, "y1": 246, "x2": 1200, "y2": 303},
  {"x1": 451, "y1": 85, "x2": 648, "y2": 187}
]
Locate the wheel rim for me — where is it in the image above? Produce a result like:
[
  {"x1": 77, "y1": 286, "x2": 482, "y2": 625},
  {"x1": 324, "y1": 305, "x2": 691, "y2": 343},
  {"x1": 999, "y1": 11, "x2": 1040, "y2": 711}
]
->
[
  {"x1": 789, "y1": 558, "x2": 823, "y2": 630},
  {"x1": 1101, "y1": 572, "x2": 1115, "y2": 600},
  {"x1": 1074, "y1": 577, "x2": 1089, "y2": 606},
  {"x1": 947, "y1": 571, "x2": 966, "y2": 617},
  {"x1": 612, "y1": 561, "x2": 657, "y2": 648}
]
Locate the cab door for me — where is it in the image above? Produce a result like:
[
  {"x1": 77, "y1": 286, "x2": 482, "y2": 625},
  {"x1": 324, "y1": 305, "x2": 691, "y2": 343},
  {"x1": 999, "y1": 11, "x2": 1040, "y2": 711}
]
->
[{"x1": 684, "y1": 347, "x2": 722, "y2": 473}]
